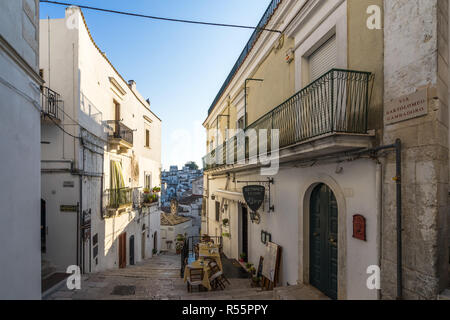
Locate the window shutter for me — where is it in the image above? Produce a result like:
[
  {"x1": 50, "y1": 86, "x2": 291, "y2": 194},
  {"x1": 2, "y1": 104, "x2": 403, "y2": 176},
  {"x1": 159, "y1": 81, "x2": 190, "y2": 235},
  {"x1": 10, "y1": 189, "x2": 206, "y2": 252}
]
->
[
  {"x1": 215, "y1": 201, "x2": 220, "y2": 222},
  {"x1": 145, "y1": 129, "x2": 150, "y2": 147},
  {"x1": 309, "y1": 35, "x2": 337, "y2": 82}
]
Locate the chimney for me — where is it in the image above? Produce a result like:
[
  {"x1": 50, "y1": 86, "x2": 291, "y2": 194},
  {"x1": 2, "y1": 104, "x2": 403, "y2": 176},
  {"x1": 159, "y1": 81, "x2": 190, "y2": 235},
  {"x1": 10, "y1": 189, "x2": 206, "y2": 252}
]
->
[
  {"x1": 146, "y1": 98, "x2": 151, "y2": 106},
  {"x1": 128, "y1": 80, "x2": 136, "y2": 90}
]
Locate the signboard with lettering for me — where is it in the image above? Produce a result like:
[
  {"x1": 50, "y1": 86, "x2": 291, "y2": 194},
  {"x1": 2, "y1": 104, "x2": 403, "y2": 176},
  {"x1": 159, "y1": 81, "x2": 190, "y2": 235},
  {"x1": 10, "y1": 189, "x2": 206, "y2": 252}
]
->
[
  {"x1": 60, "y1": 205, "x2": 78, "y2": 213},
  {"x1": 63, "y1": 181, "x2": 75, "y2": 188},
  {"x1": 384, "y1": 88, "x2": 428, "y2": 125},
  {"x1": 243, "y1": 185, "x2": 265, "y2": 212}
]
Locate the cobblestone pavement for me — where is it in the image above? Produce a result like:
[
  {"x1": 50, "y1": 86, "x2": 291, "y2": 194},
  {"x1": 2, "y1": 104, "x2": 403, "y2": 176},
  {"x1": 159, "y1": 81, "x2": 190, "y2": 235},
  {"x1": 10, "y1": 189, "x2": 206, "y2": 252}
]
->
[
  {"x1": 45, "y1": 253, "x2": 328, "y2": 300},
  {"x1": 45, "y1": 253, "x2": 252, "y2": 300}
]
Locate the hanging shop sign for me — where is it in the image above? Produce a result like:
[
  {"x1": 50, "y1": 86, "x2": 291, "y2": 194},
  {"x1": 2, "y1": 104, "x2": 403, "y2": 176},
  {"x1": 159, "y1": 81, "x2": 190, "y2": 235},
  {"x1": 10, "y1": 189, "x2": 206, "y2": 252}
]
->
[
  {"x1": 353, "y1": 214, "x2": 366, "y2": 241},
  {"x1": 384, "y1": 88, "x2": 428, "y2": 125},
  {"x1": 243, "y1": 185, "x2": 266, "y2": 212}
]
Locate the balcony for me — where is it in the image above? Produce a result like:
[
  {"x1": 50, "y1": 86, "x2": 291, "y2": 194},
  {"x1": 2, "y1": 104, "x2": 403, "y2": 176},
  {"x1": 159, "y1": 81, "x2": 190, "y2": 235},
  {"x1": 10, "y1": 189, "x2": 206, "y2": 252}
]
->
[
  {"x1": 106, "y1": 120, "x2": 134, "y2": 152},
  {"x1": 41, "y1": 86, "x2": 63, "y2": 122},
  {"x1": 103, "y1": 188, "x2": 133, "y2": 218},
  {"x1": 203, "y1": 69, "x2": 374, "y2": 172}
]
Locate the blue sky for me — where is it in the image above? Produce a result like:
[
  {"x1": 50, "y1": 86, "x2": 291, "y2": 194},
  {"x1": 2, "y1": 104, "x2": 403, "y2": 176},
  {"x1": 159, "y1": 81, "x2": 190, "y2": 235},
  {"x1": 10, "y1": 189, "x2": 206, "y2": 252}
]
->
[{"x1": 40, "y1": 0, "x2": 272, "y2": 170}]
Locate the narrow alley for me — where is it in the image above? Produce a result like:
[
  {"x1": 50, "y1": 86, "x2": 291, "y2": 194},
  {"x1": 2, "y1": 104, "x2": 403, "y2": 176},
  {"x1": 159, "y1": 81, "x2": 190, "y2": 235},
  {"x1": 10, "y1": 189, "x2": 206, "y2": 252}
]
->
[{"x1": 44, "y1": 253, "x2": 328, "y2": 300}]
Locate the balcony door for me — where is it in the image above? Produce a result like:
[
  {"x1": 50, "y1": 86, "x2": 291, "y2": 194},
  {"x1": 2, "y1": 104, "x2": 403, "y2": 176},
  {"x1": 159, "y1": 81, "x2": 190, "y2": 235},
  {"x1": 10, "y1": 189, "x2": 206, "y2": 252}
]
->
[
  {"x1": 114, "y1": 101, "x2": 121, "y2": 121},
  {"x1": 307, "y1": 35, "x2": 337, "y2": 137}
]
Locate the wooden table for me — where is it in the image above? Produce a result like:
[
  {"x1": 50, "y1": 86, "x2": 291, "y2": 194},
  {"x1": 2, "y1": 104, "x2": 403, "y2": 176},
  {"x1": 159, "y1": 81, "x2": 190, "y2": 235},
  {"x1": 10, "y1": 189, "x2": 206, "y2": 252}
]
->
[
  {"x1": 198, "y1": 244, "x2": 222, "y2": 270},
  {"x1": 183, "y1": 259, "x2": 212, "y2": 291}
]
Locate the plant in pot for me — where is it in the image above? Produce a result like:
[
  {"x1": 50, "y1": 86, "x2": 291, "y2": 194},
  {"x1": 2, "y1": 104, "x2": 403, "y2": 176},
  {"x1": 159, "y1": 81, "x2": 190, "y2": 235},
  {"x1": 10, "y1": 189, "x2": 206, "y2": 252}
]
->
[
  {"x1": 222, "y1": 218, "x2": 229, "y2": 227},
  {"x1": 245, "y1": 262, "x2": 253, "y2": 270},
  {"x1": 251, "y1": 276, "x2": 261, "y2": 287},
  {"x1": 152, "y1": 186, "x2": 161, "y2": 193},
  {"x1": 175, "y1": 241, "x2": 183, "y2": 254},
  {"x1": 152, "y1": 248, "x2": 157, "y2": 255},
  {"x1": 239, "y1": 252, "x2": 246, "y2": 263},
  {"x1": 143, "y1": 187, "x2": 150, "y2": 194}
]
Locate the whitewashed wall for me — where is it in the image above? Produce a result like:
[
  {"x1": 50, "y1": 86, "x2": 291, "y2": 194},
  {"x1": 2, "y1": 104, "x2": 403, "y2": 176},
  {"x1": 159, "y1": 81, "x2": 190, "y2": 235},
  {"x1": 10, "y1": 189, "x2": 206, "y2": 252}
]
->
[{"x1": 0, "y1": 0, "x2": 41, "y2": 299}]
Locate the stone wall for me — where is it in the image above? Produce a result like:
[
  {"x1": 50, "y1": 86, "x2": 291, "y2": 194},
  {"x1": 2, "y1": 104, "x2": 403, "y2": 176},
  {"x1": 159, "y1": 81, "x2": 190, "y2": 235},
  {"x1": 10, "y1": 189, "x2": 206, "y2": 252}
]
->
[{"x1": 382, "y1": 0, "x2": 449, "y2": 299}]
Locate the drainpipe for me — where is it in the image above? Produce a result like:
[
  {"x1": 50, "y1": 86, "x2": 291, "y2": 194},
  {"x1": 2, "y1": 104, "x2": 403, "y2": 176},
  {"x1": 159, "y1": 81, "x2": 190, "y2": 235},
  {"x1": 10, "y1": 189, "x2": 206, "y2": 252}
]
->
[
  {"x1": 375, "y1": 161, "x2": 382, "y2": 300},
  {"x1": 370, "y1": 139, "x2": 402, "y2": 299},
  {"x1": 395, "y1": 139, "x2": 402, "y2": 300}
]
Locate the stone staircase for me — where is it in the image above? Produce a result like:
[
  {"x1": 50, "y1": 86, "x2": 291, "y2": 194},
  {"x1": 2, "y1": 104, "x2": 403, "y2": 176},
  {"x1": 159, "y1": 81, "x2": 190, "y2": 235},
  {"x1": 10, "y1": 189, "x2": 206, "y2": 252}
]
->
[{"x1": 180, "y1": 284, "x2": 330, "y2": 300}]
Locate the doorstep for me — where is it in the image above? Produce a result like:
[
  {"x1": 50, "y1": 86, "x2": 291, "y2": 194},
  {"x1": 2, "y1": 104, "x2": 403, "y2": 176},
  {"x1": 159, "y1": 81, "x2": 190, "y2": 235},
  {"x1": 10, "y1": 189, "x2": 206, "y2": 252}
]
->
[{"x1": 41, "y1": 272, "x2": 69, "y2": 299}]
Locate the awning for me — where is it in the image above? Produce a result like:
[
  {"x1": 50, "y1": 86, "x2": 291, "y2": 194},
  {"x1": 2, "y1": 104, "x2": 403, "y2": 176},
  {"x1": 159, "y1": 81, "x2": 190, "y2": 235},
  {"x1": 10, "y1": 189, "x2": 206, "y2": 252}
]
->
[{"x1": 215, "y1": 189, "x2": 245, "y2": 203}]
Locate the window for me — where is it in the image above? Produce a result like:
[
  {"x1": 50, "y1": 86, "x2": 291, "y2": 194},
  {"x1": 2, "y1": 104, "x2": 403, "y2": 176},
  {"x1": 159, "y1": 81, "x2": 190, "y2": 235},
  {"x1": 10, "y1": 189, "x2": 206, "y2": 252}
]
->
[
  {"x1": 145, "y1": 129, "x2": 150, "y2": 148},
  {"x1": 237, "y1": 116, "x2": 245, "y2": 130},
  {"x1": 215, "y1": 201, "x2": 220, "y2": 222},
  {"x1": 145, "y1": 173, "x2": 152, "y2": 190},
  {"x1": 309, "y1": 35, "x2": 337, "y2": 82}
]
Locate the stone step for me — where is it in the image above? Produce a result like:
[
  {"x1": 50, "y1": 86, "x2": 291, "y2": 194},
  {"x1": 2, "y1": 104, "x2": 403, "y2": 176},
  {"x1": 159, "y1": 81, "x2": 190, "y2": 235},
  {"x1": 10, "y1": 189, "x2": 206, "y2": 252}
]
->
[
  {"x1": 41, "y1": 260, "x2": 57, "y2": 279},
  {"x1": 274, "y1": 284, "x2": 330, "y2": 300},
  {"x1": 181, "y1": 286, "x2": 275, "y2": 300},
  {"x1": 438, "y1": 289, "x2": 450, "y2": 300}
]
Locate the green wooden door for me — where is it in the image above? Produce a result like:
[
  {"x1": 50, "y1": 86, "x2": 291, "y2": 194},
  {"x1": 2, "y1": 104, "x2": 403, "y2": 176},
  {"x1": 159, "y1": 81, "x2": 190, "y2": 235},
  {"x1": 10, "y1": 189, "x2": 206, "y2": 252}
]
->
[{"x1": 310, "y1": 184, "x2": 338, "y2": 299}]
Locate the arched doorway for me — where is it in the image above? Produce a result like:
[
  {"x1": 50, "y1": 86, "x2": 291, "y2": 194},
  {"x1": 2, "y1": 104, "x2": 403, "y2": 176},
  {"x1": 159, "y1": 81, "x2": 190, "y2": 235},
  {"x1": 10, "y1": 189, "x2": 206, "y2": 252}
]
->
[{"x1": 309, "y1": 183, "x2": 338, "y2": 299}]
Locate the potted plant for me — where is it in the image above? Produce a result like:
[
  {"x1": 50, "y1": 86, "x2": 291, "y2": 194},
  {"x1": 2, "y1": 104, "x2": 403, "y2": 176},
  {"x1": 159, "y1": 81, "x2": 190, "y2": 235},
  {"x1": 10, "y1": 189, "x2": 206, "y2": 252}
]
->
[
  {"x1": 152, "y1": 186, "x2": 161, "y2": 193},
  {"x1": 222, "y1": 232, "x2": 231, "y2": 238},
  {"x1": 222, "y1": 218, "x2": 229, "y2": 227},
  {"x1": 251, "y1": 276, "x2": 261, "y2": 287},
  {"x1": 245, "y1": 262, "x2": 253, "y2": 270},
  {"x1": 239, "y1": 252, "x2": 246, "y2": 263},
  {"x1": 143, "y1": 187, "x2": 150, "y2": 194},
  {"x1": 176, "y1": 241, "x2": 183, "y2": 254},
  {"x1": 176, "y1": 234, "x2": 185, "y2": 242}
]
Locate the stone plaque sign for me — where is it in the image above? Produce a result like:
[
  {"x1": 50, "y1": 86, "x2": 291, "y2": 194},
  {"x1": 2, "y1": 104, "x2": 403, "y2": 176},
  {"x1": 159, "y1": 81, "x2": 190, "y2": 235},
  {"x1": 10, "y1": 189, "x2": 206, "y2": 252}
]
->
[
  {"x1": 243, "y1": 185, "x2": 265, "y2": 212},
  {"x1": 385, "y1": 88, "x2": 428, "y2": 125},
  {"x1": 63, "y1": 181, "x2": 75, "y2": 188}
]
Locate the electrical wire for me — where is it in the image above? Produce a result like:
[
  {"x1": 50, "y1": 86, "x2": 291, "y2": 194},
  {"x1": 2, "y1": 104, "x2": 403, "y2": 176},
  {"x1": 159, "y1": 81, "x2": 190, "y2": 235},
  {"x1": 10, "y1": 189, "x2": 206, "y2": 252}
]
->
[
  {"x1": 39, "y1": 0, "x2": 282, "y2": 33},
  {"x1": 0, "y1": 75, "x2": 41, "y2": 112},
  {"x1": 44, "y1": 113, "x2": 81, "y2": 139}
]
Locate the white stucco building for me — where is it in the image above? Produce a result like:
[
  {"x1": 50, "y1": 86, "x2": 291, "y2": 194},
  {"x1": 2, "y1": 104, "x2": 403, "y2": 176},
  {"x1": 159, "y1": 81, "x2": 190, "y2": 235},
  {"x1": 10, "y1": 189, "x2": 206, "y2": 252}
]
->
[
  {"x1": 39, "y1": 7, "x2": 162, "y2": 274},
  {"x1": 202, "y1": 0, "x2": 449, "y2": 300},
  {"x1": 0, "y1": 0, "x2": 42, "y2": 299}
]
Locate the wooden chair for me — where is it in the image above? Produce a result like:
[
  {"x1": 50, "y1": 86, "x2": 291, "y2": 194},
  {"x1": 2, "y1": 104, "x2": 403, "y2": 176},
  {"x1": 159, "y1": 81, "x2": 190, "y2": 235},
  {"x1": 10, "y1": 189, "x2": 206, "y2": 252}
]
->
[
  {"x1": 187, "y1": 268, "x2": 204, "y2": 293},
  {"x1": 208, "y1": 261, "x2": 230, "y2": 290},
  {"x1": 194, "y1": 244, "x2": 199, "y2": 260}
]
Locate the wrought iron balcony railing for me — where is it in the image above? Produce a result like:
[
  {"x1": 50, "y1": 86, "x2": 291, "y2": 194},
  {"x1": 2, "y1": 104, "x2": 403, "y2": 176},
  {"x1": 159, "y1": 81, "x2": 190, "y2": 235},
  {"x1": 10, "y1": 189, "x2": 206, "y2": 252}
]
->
[
  {"x1": 106, "y1": 120, "x2": 134, "y2": 146},
  {"x1": 104, "y1": 188, "x2": 133, "y2": 210},
  {"x1": 203, "y1": 69, "x2": 373, "y2": 171},
  {"x1": 41, "y1": 86, "x2": 63, "y2": 120}
]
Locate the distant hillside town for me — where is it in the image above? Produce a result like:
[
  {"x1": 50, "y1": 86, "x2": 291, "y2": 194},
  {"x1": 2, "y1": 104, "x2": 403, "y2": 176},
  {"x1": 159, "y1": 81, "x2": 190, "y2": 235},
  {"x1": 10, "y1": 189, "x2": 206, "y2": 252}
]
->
[{"x1": 160, "y1": 162, "x2": 203, "y2": 240}]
